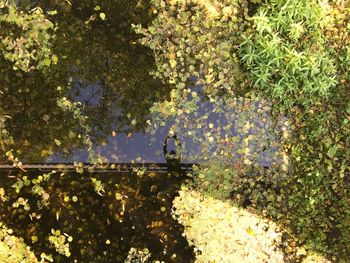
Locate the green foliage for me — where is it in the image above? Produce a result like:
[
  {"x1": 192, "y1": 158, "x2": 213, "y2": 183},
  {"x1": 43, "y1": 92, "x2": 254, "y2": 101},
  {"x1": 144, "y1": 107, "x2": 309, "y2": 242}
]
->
[
  {"x1": 0, "y1": 1, "x2": 56, "y2": 72},
  {"x1": 173, "y1": 163, "x2": 335, "y2": 262},
  {"x1": 137, "y1": 0, "x2": 350, "y2": 261},
  {"x1": 0, "y1": 0, "x2": 348, "y2": 261},
  {"x1": 48, "y1": 228, "x2": 72, "y2": 257},
  {"x1": 194, "y1": 162, "x2": 239, "y2": 200},
  {"x1": 239, "y1": 0, "x2": 338, "y2": 107},
  {"x1": 274, "y1": 3, "x2": 350, "y2": 257},
  {"x1": 280, "y1": 109, "x2": 349, "y2": 257},
  {"x1": 133, "y1": 0, "x2": 250, "y2": 97},
  {"x1": 0, "y1": 222, "x2": 40, "y2": 262}
]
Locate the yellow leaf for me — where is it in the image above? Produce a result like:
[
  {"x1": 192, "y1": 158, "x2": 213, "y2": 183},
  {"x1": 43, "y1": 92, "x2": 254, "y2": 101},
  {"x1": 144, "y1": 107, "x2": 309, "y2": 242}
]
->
[
  {"x1": 246, "y1": 227, "x2": 256, "y2": 236},
  {"x1": 99, "y1": 13, "x2": 106, "y2": 20}
]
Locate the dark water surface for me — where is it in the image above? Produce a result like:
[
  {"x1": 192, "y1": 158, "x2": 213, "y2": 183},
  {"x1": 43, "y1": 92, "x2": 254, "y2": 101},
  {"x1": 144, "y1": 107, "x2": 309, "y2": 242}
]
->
[
  {"x1": 0, "y1": 1, "x2": 282, "y2": 262},
  {"x1": 0, "y1": 1, "x2": 195, "y2": 262},
  {"x1": 0, "y1": 170, "x2": 194, "y2": 262},
  {"x1": 0, "y1": 0, "x2": 175, "y2": 164},
  {"x1": 0, "y1": 0, "x2": 280, "y2": 165}
]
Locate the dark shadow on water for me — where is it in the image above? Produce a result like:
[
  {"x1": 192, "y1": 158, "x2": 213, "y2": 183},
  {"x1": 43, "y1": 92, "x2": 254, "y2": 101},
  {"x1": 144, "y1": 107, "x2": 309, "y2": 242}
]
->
[{"x1": 0, "y1": 170, "x2": 195, "y2": 262}]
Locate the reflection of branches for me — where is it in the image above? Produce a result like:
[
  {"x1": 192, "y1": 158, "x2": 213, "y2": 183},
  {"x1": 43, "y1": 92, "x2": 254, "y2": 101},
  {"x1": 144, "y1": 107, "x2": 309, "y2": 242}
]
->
[{"x1": 84, "y1": 87, "x2": 100, "y2": 106}]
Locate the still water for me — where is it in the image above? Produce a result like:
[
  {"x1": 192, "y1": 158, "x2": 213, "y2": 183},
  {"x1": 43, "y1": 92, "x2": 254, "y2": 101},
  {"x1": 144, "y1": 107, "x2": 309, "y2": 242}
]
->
[
  {"x1": 0, "y1": 0, "x2": 280, "y2": 165},
  {"x1": 0, "y1": 1, "x2": 196, "y2": 262},
  {"x1": 0, "y1": 1, "x2": 282, "y2": 262}
]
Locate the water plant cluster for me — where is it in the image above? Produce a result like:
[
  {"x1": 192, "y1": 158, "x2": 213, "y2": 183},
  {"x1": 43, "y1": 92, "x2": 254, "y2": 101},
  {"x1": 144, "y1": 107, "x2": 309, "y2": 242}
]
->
[
  {"x1": 0, "y1": 0, "x2": 55, "y2": 72},
  {"x1": 137, "y1": 0, "x2": 350, "y2": 261}
]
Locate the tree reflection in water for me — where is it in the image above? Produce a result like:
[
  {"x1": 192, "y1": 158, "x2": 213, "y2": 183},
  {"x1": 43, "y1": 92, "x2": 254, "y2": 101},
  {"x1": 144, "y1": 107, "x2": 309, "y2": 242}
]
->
[{"x1": 0, "y1": 0, "x2": 170, "y2": 163}]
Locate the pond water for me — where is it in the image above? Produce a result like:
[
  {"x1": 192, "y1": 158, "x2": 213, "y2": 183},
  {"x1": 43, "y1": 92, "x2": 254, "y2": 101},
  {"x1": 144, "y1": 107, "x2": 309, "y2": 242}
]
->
[
  {"x1": 0, "y1": 0, "x2": 173, "y2": 164},
  {"x1": 0, "y1": 169, "x2": 194, "y2": 262},
  {"x1": 0, "y1": 1, "x2": 197, "y2": 261},
  {"x1": 0, "y1": 1, "x2": 284, "y2": 262},
  {"x1": 0, "y1": 0, "x2": 281, "y2": 166}
]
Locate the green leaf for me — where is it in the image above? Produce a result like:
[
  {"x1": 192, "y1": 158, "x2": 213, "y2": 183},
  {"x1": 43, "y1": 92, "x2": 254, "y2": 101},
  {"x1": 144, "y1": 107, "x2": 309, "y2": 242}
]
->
[
  {"x1": 43, "y1": 58, "x2": 51, "y2": 67},
  {"x1": 327, "y1": 144, "x2": 338, "y2": 158}
]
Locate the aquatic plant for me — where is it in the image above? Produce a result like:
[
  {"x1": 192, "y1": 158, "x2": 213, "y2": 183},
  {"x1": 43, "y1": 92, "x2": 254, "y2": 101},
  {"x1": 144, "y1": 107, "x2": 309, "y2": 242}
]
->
[
  {"x1": 132, "y1": 0, "x2": 250, "y2": 97},
  {"x1": 137, "y1": 0, "x2": 350, "y2": 261},
  {"x1": 0, "y1": 222, "x2": 42, "y2": 262},
  {"x1": 48, "y1": 228, "x2": 73, "y2": 257},
  {"x1": 0, "y1": 0, "x2": 56, "y2": 72}
]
